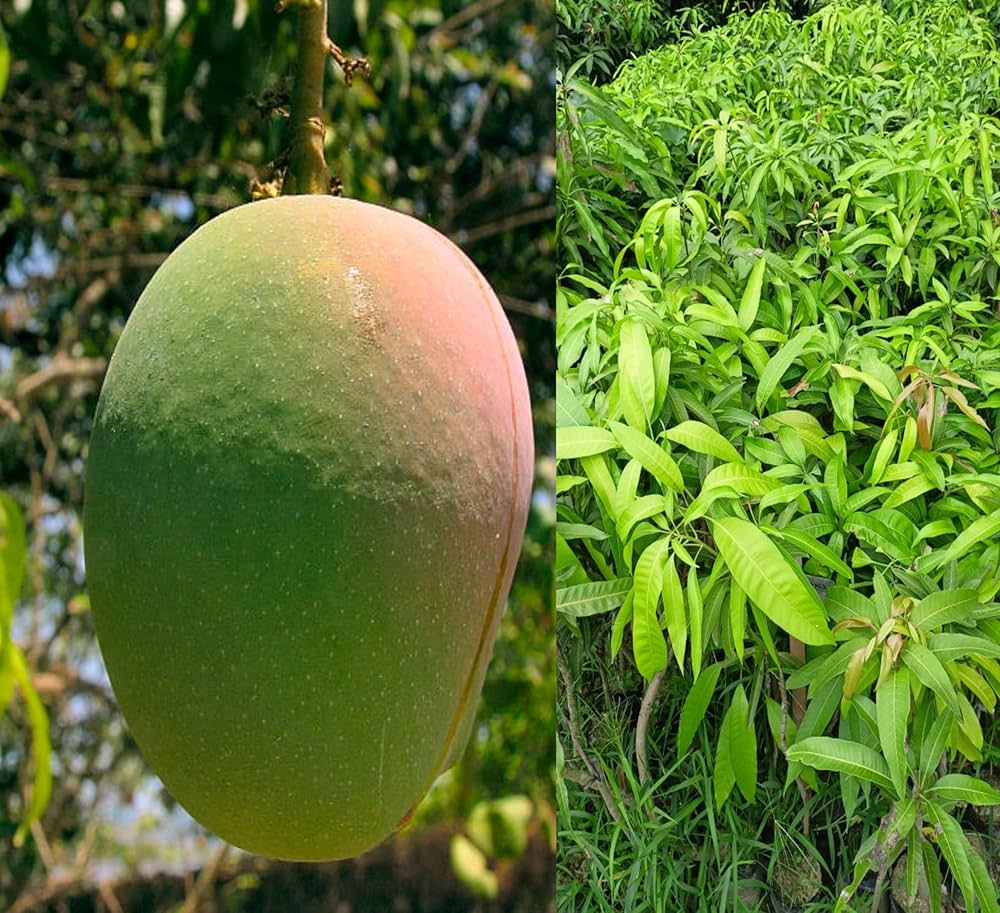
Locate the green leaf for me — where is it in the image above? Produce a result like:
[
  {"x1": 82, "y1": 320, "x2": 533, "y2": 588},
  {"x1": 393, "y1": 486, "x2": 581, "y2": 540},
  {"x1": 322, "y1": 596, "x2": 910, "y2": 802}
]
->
[
  {"x1": 555, "y1": 376, "x2": 590, "y2": 427},
  {"x1": 716, "y1": 685, "x2": 756, "y2": 807},
  {"x1": 919, "y1": 709, "x2": 954, "y2": 785},
  {"x1": 877, "y1": 666, "x2": 910, "y2": 799},
  {"x1": 633, "y1": 539, "x2": 669, "y2": 679},
  {"x1": 923, "y1": 802, "x2": 976, "y2": 913},
  {"x1": 928, "y1": 774, "x2": 1000, "y2": 805},
  {"x1": 910, "y1": 589, "x2": 976, "y2": 631},
  {"x1": 619, "y1": 318, "x2": 655, "y2": 430},
  {"x1": 868, "y1": 430, "x2": 898, "y2": 485},
  {"x1": 786, "y1": 737, "x2": 894, "y2": 790},
  {"x1": 927, "y1": 633, "x2": 1000, "y2": 663},
  {"x1": 0, "y1": 22, "x2": 9, "y2": 102},
  {"x1": 755, "y1": 327, "x2": 818, "y2": 413},
  {"x1": 662, "y1": 555, "x2": 687, "y2": 671},
  {"x1": 10, "y1": 645, "x2": 51, "y2": 848},
  {"x1": 677, "y1": 662, "x2": 722, "y2": 756},
  {"x1": 610, "y1": 422, "x2": 684, "y2": 492},
  {"x1": 968, "y1": 850, "x2": 1000, "y2": 913},
  {"x1": 711, "y1": 517, "x2": 833, "y2": 645},
  {"x1": 883, "y1": 475, "x2": 936, "y2": 510},
  {"x1": 664, "y1": 420, "x2": 742, "y2": 464},
  {"x1": 775, "y1": 526, "x2": 853, "y2": 580},
  {"x1": 687, "y1": 565, "x2": 704, "y2": 680},
  {"x1": 556, "y1": 579, "x2": 633, "y2": 618},
  {"x1": 703, "y1": 463, "x2": 782, "y2": 496},
  {"x1": 924, "y1": 508, "x2": 1000, "y2": 572},
  {"x1": 901, "y1": 642, "x2": 961, "y2": 716},
  {"x1": 556, "y1": 426, "x2": 617, "y2": 459},
  {"x1": 739, "y1": 255, "x2": 767, "y2": 330},
  {"x1": 831, "y1": 363, "x2": 892, "y2": 400},
  {"x1": 843, "y1": 510, "x2": 912, "y2": 561}
]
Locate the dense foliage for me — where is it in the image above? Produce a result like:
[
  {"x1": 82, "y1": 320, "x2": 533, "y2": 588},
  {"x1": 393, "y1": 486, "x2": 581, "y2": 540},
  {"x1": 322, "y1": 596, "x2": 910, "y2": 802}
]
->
[
  {"x1": 557, "y1": 2, "x2": 1000, "y2": 910},
  {"x1": 0, "y1": 0, "x2": 555, "y2": 910}
]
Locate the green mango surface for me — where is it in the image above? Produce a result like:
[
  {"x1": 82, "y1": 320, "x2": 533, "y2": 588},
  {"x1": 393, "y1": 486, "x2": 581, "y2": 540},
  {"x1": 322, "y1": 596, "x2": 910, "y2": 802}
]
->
[{"x1": 84, "y1": 195, "x2": 534, "y2": 860}]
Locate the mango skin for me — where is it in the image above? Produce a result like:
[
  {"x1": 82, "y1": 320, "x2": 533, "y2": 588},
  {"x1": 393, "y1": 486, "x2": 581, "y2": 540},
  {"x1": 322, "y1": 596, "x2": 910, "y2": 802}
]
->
[{"x1": 83, "y1": 195, "x2": 534, "y2": 861}]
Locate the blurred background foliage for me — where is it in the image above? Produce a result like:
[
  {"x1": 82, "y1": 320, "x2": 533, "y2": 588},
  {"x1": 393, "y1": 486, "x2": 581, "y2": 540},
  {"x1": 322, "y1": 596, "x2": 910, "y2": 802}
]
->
[{"x1": 0, "y1": 0, "x2": 555, "y2": 909}]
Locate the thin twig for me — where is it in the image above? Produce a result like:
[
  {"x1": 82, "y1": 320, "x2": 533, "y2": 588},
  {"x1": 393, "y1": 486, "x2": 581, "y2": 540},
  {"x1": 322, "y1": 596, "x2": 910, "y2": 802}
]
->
[
  {"x1": 180, "y1": 842, "x2": 229, "y2": 913},
  {"x1": 557, "y1": 648, "x2": 629, "y2": 830},
  {"x1": 635, "y1": 668, "x2": 665, "y2": 786}
]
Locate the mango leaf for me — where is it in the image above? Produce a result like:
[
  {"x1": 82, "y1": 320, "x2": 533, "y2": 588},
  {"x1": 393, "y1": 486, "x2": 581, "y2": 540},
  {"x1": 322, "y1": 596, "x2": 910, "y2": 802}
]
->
[
  {"x1": 786, "y1": 737, "x2": 894, "y2": 790},
  {"x1": 687, "y1": 565, "x2": 704, "y2": 680},
  {"x1": 927, "y1": 633, "x2": 1000, "y2": 663},
  {"x1": 677, "y1": 662, "x2": 722, "y2": 756},
  {"x1": 632, "y1": 538, "x2": 669, "y2": 679},
  {"x1": 619, "y1": 317, "x2": 655, "y2": 430},
  {"x1": 910, "y1": 589, "x2": 976, "y2": 631},
  {"x1": 10, "y1": 645, "x2": 52, "y2": 848},
  {"x1": 739, "y1": 255, "x2": 767, "y2": 330},
  {"x1": 876, "y1": 666, "x2": 910, "y2": 799},
  {"x1": 843, "y1": 510, "x2": 912, "y2": 561},
  {"x1": 711, "y1": 517, "x2": 833, "y2": 645},
  {"x1": 662, "y1": 555, "x2": 687, "y2": 671},
  {"x1": 610, "y1": 422, "x2": 684, "y2": 492},
  {"x1": 901, "y1": 642, "x2": 961, "y2": 716},
  {"x1": 556, "y1": 426, "x2": 617, "y2": 459},
  {"x1": 928, "y1": 774, "x2": 1000, "y2": 805},
  {"x1": 924, "y1": 508, "x2": 1000, "y2": 572},
  {"x1": 555, "y1": 376, "x2": 590, "y2": 427},
  {"x1": 703, "y1": 463, "x2": 782, "y2": 497},
  {"x1": 715, "y1": 685, "x2": 756, "y2": 807},
  {"x1": 556, "y1": 579, "x2": 633, "y2": 618},
  {"x1": 755, "y1": 327, "x2": 818, "y2": 413},
  {"x1": 923, "y1": 802, "x2": 976, "y2": 913},
  {"x1": 664, "y1": 420, "x2": 742, "y2": 464},
  {"x1": 776, "y1": 526, "x2": 853, "y2": 580}
]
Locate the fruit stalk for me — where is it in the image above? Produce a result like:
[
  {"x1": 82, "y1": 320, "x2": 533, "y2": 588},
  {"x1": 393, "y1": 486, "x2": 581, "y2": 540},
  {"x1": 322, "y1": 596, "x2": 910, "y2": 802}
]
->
[{"x1": 282, "y1": 0, "x2": 330, "y2": 195}]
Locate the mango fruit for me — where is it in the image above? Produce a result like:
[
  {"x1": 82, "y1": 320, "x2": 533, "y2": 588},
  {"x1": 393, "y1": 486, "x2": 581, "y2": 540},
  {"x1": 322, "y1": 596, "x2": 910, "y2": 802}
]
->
[{"x1": 84, "y1": 195, "x2": 534, "y2": 860}]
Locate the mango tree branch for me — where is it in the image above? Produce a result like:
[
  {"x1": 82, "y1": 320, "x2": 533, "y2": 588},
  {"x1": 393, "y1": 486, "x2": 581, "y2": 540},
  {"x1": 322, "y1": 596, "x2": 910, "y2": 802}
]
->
[{"x1": 278, "y1": 0, "x2": 330, "y2": 195}]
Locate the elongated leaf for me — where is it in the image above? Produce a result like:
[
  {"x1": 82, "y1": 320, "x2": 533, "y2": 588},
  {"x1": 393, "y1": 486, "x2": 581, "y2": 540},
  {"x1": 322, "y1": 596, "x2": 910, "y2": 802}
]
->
[
  {"x1": 843, "y1": 510, "x2": 912, "y2": 561},
  {"x1": 911, "y1": 589, "x2": 976, "y2": 631},
  {"x1": 10, "y1": 645, "x2": 51, "y2": 847},
  {"x1": 610, "y1": 422, "x2": 684, "y2": 492},
  {"x1": 556, "y1": 579, "x2": 633, "y2": 617},
  {"x1": 755, "y1": 327, "x2": 818, "y2": 413},
  {"x1": 619, "y1": 318, "x2": 655, "y2": 431},
  {"x1": 555, "y1": 376, "x2": 590, "y2": 427},
  {"x1": 924, "y1": 508, "x2": 1000, "y2": 571},
  {"x1": 730, "y1": 578, "x2": 746, "y2": 661},
  {"x1": 928, "y1": 774, "x2": 1000, "y2": 805},
  {"x1": 712, "y1": 517, "x2": 833, "y2": 645},
  {"x1": 924, "y1": 802, "x2": 976, "y2": 913},
  {"x1": 715, "y1": 685, "x2": 756, "y2": 807},
  {"x1": 739, "y1": 255, "x2": 767, "y2": 330},
  {"x1": 687, "y1": 565, "x2": 703, "y2": 680},
  {"x1": 927, "y1": 633, "x2": 1000, "y2": 663},
  {"x1": 664, "y1": 420, "x2": 742, "y2": 464},
  {"x1": 633, "y1": 539, "x2": 669, "y2": 679},
  {"x1": 662, "y1": 555, "x2": 687, "y2": 671},
  {"x1": 968, "y1": 850, "x2": 1000, "y2": 913},
  {"x1": 901, "y1": 642, "x2": 961, "y2": 715},
  {"x1": 703, "y1": 463, "x2": 781, "y2": 496},
  {"x1": 786, "y1": 737, "x2": 894, "y2": 790},
  {"x1": 919, "y1": 709, "x2": 954, "y2": 785},
  {"x1": 556, "y1": 426, "x2": 617, "y2": 460},
  {"x1": 776, "y1": 526, "x2": 853, "y2": 580},
  {"x1": 678, "y1": 662, "x2": 722, "y2": 756},
  {"x1": 877, "y1": 667, "x2": 910, "y2": 799}
]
